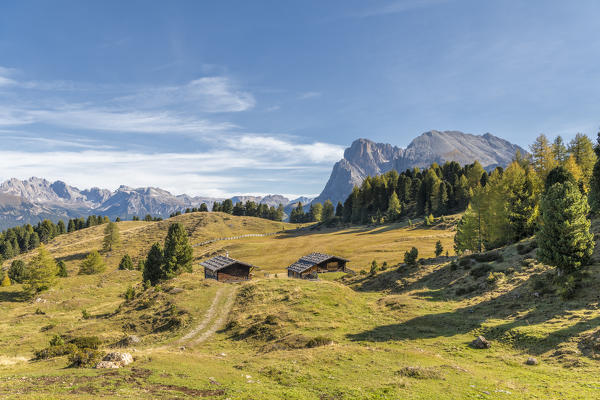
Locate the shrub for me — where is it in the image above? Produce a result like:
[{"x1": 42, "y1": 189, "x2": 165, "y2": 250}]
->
[
  {"x1": 396, "y1": 366, "x2": 441, "y2": 379},
  {"x1": 472, "y1": 251, "x2": 503, "y2": 262},
  {"x1": 455, "y1": 284, "x2": 478, "y2": 296},
  {"x1": 470, "y1": 264, "x2": 493, "y2": 279},
  {"x1": 381, "y1": 261, "x2": 388, "y2": 271},
  {"x1": 359, "y1": 269, "x2": 367, "y2": 275},
  {"x1": 449, "y1": 262, "x2": 458, "y2": 271},
  {"x1": 486, "y1": 271, "x2": 505, "y2": 285},
  {"x1": 56, "y1": 260, "x2": 68, "y2": 277},
  {"x1": 69, "y1": 336, "x2": 101, "y2": 350},
  {"x1": 34, "y1": 343, "x2": 77, "y2": 360},
  {"x1": 8, "y1": 259, "x2": 28, "y2": 283},
  {"x1": 81, "y1": 309, "x2": 91, "y2": 319},
  {"x1": 124, "y1": 285, "x2": 136, "y2": 301},
  {"x1": 458, "y1": 258, "x2": 472, "y2": 267},
  {"x1": 68, "y1": 348, "x2": 104, "y2": 368},
  {"x1": 118, "y1": 254, "x2": 134, "y2": 270},
  {"x1": 78, "y1": 251, "x2": 106, "y2": 275},
  {"x1": 305, "y1": 336, "x2": 333, "y2": 348},
  {"x1": 556, "y1": 274, "x2": 579, "y2": 300},
  {"x1": 1, "y1": 272, "x2": 10, "y2": 287},
  {"x1": 404, "y1": 247, "x2": 419, "y2": 266},
  {"x1": 49, "y1": 334, "x2": 64, "y2": 347},
  {"x1": 369, "y1": 260, "x2": 378, "y2": 275},
  {"x1": 435, "y1": 240, "x2": 443, "y2": 257}
]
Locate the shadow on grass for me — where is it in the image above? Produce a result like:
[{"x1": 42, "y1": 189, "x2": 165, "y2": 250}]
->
[
  {"x1": 56, "y1": 252, "x2": 89, "y2": 262},
  {"x1": 0, "y1": 289, "x2": 28, "y2": 302}
]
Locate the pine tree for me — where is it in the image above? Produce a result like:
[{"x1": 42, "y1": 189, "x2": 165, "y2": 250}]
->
[
  {"x1": 404, "y1": 247, "x2": 419, "y2": 266},
  {"x1": 290, "y1": 202, "x2": 305, "y2": 223},
  {"x1": 553, "y1": 135, "x2": 568, "y2": 163},
  {"x1": 162, "y1": 223, "x2": 193, "y2": 278},
  {"x1": 537, "y1": 181, "x2": 594, "y2": 275},
  {"x1": 8, "y1": 259, "x2": 27, "y2": 283},
  {"x1": 590, "y1": 134, "x2": 600, "y2": 213},
  {"x1": 568, "y1": 133, "x2": 597, "y2": 189},
  {"x1": 143, "y1": 243, "x2": 164, "y2": 285},
  {"x1": 309, "y1": 203, "x2": 323, "y2": 222},
  {"x1": 78, "y1": 251, "x2": 106, "y2": 275},
  {"x1": 24, "y1": 246, "x2": 58, "y2": 296},
  {"x1": 386, "y1": 192, "x2": 402, "y2": 221},
  {"x1": 57, "y1": 220, "x2": 66, "y2": 235},
  {"x1": 335, "y1": 202, "x2": 344, "y2": 217},
  {"x1": 119, "y1": 254, "x2": 134, "y2": 270},
  {"x1": 102, "y1": 221, "x2": 120, "y2": 252},
  {"x1": 530, "y1": 134, "x2": 558, "y2": 185},
  {"x1": 322, "y1": 200, "x2": 335, "y2": 221},
  {"x1": 200, "y1": 203, "x2": 208, "y2": 212},
  {"x1": 57, "y1": 260, "x2": 68, "y2": 277},
  {"x1": 1, "y1": 272, "x2": 10, "y2": 287},
  {"x1": 454, "y1": 204, "x2": 481, "y2": 254},
  {"x1": 435, "y1": 240, "x2": 443, "y2": 257},
  {"x1": 222, "y1": 199, "x2": 234, "y2": 214}
]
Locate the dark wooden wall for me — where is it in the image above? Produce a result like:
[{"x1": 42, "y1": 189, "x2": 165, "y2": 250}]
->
[{"x1": 217, "y1": 263, "x2": 251, "y2": 282}]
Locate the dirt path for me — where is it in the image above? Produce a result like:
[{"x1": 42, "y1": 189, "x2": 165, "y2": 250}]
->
[{"x1": 178, "y1": 285, "x2": 236, "y2": 346}]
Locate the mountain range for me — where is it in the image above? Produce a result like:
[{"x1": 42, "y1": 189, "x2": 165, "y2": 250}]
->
[
  {"x1": 312, "y1": 130, "x2": 527, "y2": 205},
  {"x1": 0, "y1": 130, "x2": 525, "y2": 229}
]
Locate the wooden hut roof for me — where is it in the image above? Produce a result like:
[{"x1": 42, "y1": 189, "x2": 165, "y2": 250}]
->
[
  {"x1": 200, "y1": 255, "x2": 257, "y2": 272},
  {"x1": 286, "y1": 252, "x2": 348, "y2": 273}
]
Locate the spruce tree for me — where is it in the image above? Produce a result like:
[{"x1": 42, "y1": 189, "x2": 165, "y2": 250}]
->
[
  {"x1": 589, "y1": 132, "x2": 600, "y2": 213},
  {"x1": 102, "y1": 222, "x2": 120, "y2": 252},
  {"x1": 24, "y1": 246, "x2": 58, "y2": 296},
  {"x1": 537, "y1": 181, "x2": 594, "y2": 275},
  {"x1": 162, "y1": 223, "x2": 194, "y2": 278},
  {"x1": 322, "y1": 200, "x2": 335, "y2": 221},
  {"x1": 78, "y1": 251, "x2": 106, "y2": 275},
  {"x1": 57, "y1": 260, "x2": 68, "y2": 277},
  {"x1": 309, "y1": 203, "x2": 323, "y2": 222},
  {"x1": 143, "y1": 243, "x2": 164, "y2": 285},
  {"x1": 119, "y1": 254, "x2": 134, "y2": 270},
  {"x1": 8, "y1": 259, "x2": 27, "y2": 283},
  {"x1": 222, "y1": 199, "x2": 234, "y2": 214},
  {"x1": 435, "y1": 240, "x2": 443, "y2": 257},
  {"x1": 200, "y1": 203, "x2": 208, "y2": 212},
  {"x1": 335, "y1": 202, "x2": 344, "y2": 217},
  {"x1": 404, "y1": 247, "x2": 419, "y2": 266},
  {"x1": 387, "y1": 192, "x2": 401, "y2": 221}
]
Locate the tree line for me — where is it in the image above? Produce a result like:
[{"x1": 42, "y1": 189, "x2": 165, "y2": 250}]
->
[{"x1": 212, "y1": 200, "x2": 285, "y2": 221}]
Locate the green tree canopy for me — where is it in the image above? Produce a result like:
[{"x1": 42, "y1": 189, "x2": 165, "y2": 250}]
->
[
  {"x1": 8, "y1": 259, "x2": 28, "y2": 283},
  {"x1": 102, "y1": 221, "x2": 120, "y2": 252},
  {"x1": 162, "y1": 223, "x2": 194, "y2": 278},
  {"x1": 24, "y1": 246, "x2": 58, "y2": 296},
  {"x1": 537, "y1": 181, "x2": 594, "y2": 275},
  {"x1": 143, "y1": 243, "x2": 164, "y2": 285},
  {"x1": 118, "y1": 254, "x2": 134, "y2": 270},
  {"x1": 78, "y1": 251, "x2": 106, "y2": 275}
]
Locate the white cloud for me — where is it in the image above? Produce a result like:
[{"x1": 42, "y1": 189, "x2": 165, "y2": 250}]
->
[
  {"x1": 0, "y1": 135, "x2": 343, "y2": 196},
  {"x1": 298, "y1": 91, "x2": 322, "y2": 100},
  {"x1": 350, "y1": 0, "x2": 448, "y2": 18}
]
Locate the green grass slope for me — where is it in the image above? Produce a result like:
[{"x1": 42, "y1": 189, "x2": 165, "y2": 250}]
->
[{"x1": 1, "y1": 213, "x2": 599, "y2": 398}]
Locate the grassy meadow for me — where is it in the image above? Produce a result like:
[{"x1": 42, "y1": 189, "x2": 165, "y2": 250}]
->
[{"x1": 0, "y1": 212, "x2": 600, "y2": 399}]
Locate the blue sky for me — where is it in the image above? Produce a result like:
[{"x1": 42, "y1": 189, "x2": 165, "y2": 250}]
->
[{"x1": 1, "y1": 0, "x2": 599, "y2": 197}]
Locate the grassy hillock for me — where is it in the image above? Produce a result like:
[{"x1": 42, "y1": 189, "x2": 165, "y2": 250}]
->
[{"x1": 1, "y1": 212, "x2": 600, "y2": 398}]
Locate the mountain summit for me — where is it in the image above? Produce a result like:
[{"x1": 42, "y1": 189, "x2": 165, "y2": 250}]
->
[{"x1": 313, "y1": 130, "x2": 527, "y2": 205}]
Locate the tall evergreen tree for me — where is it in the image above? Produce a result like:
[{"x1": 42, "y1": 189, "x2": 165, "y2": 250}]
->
[
  {"x1": 309, "y1": 203, "x2": 323, "y2": 222},
  {"x1": 322, "y1": 200, "x2": 335, "y2": 221},
  {"x1": 537, "y1": 181, "x2": 594, "y2": 275},
  {"x1": 222, "y1": 199, "x2": 234, "y2": 214},
  {"x1": 200, "y1": 203, "x2": 208, "y2": 212},
  {"x1": 143, "y1": 243, "x2": 164, "y2": 285},
  {"x1": 23, "y1": 246, "x2": 58, "y2": 296},
  {"x1": 102, "y1": 221, "x2": 120, "y2": 252},
  {"x1": 552, "y1": 135, "x2": 568, "y2": 163},
  {"x1": 387, "y1": 191, "x2": 401, "y2": 221},
  {"x1": 568, "y1": 133, "x2": 597, "y2": 190},
  {"x1": 162, "y1": 223, "x2": 194, "y2": 278},
  {"x1": 530, "y1": 134, "x2": 558, "y2": 185},
  {"x1": 335, "y1": 202, "x2": 344, "y2": 218}
]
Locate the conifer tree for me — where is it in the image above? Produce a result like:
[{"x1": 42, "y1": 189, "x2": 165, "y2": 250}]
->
[
  {"x1": 290, "y1": 202, "x2": 305, "y2": 223},
  {"x1": 162, "y1": 223, "x2": 193, "y2": 278},
  {"x1": 222, "y1": 199, "x2": 234, "y2": 214},
  {"x1": 78, "y1": 251, "x2": 106, "y2": 275},
  {"x1": 119, "y1": 254, "x2": 134, "y2": 270},
  {"x1": 568, "y1": 133, "x2": 596, "y2": 189},
  {"x1": 8, "y1": 259, "x2": 27, "y2": 283},
  {"x1": 530, "y1": 134, "x2": 558, "y2": 185},
  {"x1": 335, "y1": 202, "x2": 344, "y2": 217},
  {"x1": 387, "y1": 192, "x2": 401, "y2": 221},
  {"x1": 435, "y1": 240, "x2": 443, "y2": 257},
  {"x1": 404, "y1": 247, "x2": 419, "y2": 266},
  {"x1": 322, "y1": 200, "x2": 335, "y2": 221},
  {"x1": 200, "y1": 203, "x2": 208, "y2": 212},
  {"x1": 552, "y1": 135, "x2": 568, "y2": 163},
  {"x1": 1, "y1": 272, "x2": 10, "y2": 287},
  {"x1": 24, "y1": 246, "x2": 58, "y2": 296},
  {"x1": 143, "y1": 243, "x2": 164, "y2": 285},
  {"x1": 57, "y1": 260, "x2": 68, "y2": 277},
  {"x1": 102, "y1": 221, "x2": 120, "y2": 252},
  {"x1": 309, "y1": 203, "x2": 323, "y2": 222},
  {"x1": 537, "y1": 181, "x2": 594, "y2": 275},
  {"x1": 590, "y1": 132, "x2": 600, "y2": 213},
  {"x1": 454, "y1": 204, "x2": 481, "y2": 254}
]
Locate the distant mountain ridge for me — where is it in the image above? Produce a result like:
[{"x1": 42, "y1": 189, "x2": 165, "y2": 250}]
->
[
  {"x1": 0, "y1": 178, "x2": 308, "y2": 230},
  {"x1": 313, "y1": 130, "x2": 527, "y2": 206}
]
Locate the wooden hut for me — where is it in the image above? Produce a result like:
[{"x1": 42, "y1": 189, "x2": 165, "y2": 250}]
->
[
  {"x1": 287, "y1": 252, "x2": 348, "y2": 279},
  {"x1": 201, "y1": 255, "x2": 257, "y2": 282}
]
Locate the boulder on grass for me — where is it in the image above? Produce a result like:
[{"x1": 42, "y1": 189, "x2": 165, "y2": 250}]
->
[
  {"x1": 470, "y1": 335, "x2": 491, "y2": 349},
  {"x1": 525, "y1": 357, "x2": 538, "y2": 365},
  {"x1": 96, "y1": 352, "x2": 133, "y2": 368},
  {"x1": 114, "y1": 335, "x2": 140, "y2": 348}
]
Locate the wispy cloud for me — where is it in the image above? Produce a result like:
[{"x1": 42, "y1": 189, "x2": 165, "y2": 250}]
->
[
  {"x1": 349, "y1": 0, "x2": 448, "y2": 18},
  {"x1": 0, "y1": 135, "x2": 343, "y2": 196},
  {"x1": 298, "y1": 91, "x2": 321, "y2": 100}
]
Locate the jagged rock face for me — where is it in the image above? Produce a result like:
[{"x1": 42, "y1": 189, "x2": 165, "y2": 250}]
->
[{"x1": 313, "y1": 131, "x2": 527, "y2": 206}]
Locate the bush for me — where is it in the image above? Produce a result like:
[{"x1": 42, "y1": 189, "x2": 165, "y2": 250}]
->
[
  {"x1": 486, "y1": 271, "x2": 505, "y2": 285},
  {"x1": 49, "y1": 334, "x2": 64, "y2": 347},
  {"x1": 8, "y1": 259, "x2": 28, "y2": 283},
  {"x1": 381, "y1": 261, "x2": 388, "y2": 271},
  {"x1": 69, "y1": 336, "x2": 101, "y2": 350},
  {"x1": 556, "y1": 274, "x2": 579, "y2": 300},
  {"x1": 458, "y1": 258, "x2": 472, "y2": 268},
  {"x1": 118, "y1": 254, "x2": 134, "y2": 270},
  {"x1": 369, "y1": 260, "x2": 378, "y2": 275},
  {"x1": 470, "y1": 264, "x2": 493, "y2": 279},
  {"x1": 81, "y1": 309, "x2": 91, "y2": 319},
  {"x1": 124, "y1": 285, "x2": 136, "y2": 301},
  {"x1": 472, "y1": 251, "x2": 503, "y2": 262},
  {"x1": 449, "y1": 262, "x2": 458, "y2": 271},
  {"x1": 305, "y1": 336, "x2": 333, "y2": 348},
  {"x1": 404, "y1": 247, "x2": 419, "y2": 266},
  {"x1": 56, "y1": 260, "x2": 68, "y2": 277},
  {"x1": 34, "y1": 343, "x2": 77, "y2": 360},
  {"x1": 68, "y1": 348, "x2": 103, "y2": 368},
  {"x1": 455, "y1": 284, "x2": 478, "y2": 296},
  {"x1": 78, "y1": 251, "x2": 106, "y2": 275}
]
